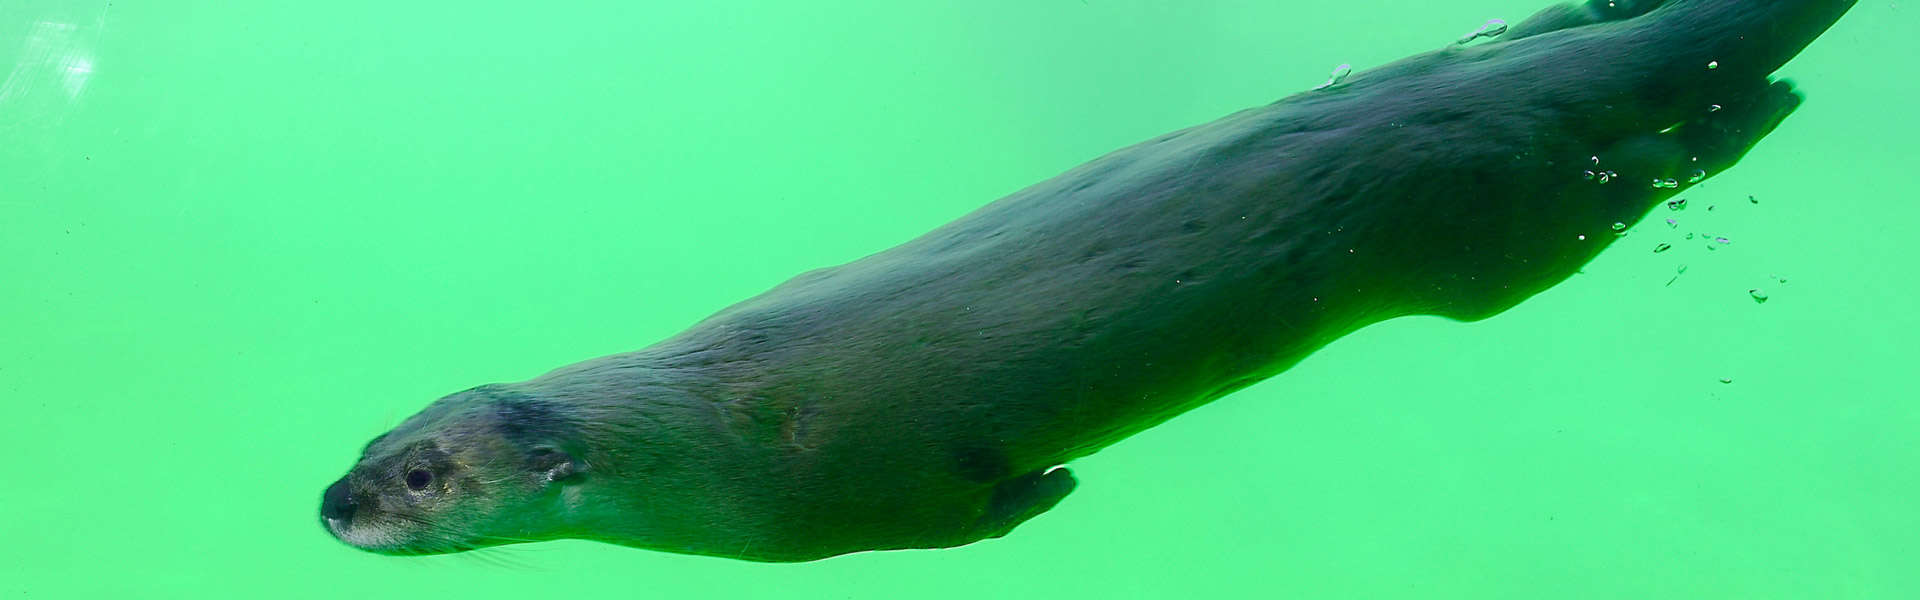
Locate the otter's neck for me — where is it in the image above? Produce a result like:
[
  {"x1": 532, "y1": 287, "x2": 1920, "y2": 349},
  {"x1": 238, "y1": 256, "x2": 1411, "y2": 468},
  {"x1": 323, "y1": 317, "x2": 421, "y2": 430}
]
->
[{"x1": 520, "y1": 354, "x2": 794, "y2": 558}]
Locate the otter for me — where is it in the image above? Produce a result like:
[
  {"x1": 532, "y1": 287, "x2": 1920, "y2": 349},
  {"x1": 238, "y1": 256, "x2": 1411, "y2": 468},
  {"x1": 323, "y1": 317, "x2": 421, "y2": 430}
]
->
[{"x1": 320, "y1": 0, "x2": 1855, "y2": 562}]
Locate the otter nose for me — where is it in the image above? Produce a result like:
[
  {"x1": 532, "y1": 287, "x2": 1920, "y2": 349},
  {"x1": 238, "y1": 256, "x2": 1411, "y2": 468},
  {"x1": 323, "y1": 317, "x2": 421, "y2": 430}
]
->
[{"x1": 321, "y1": 478, "x2": 356, "y2": 522}]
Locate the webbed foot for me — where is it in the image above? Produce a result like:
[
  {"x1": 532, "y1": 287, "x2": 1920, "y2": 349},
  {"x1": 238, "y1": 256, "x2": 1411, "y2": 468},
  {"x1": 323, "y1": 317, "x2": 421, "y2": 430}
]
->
[
  {"x1": 973, "y1": 467, "x2": 1077, "y2": 540},
  {"x1": 1507, "y1": 0, "x2": 1669, "y2": 40}
]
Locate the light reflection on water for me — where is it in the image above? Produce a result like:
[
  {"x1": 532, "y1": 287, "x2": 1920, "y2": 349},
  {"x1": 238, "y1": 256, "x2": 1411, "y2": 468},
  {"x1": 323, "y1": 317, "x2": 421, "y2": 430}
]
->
[{"x1": 1, "y1": 12, "x2": 105, "y2": 117}]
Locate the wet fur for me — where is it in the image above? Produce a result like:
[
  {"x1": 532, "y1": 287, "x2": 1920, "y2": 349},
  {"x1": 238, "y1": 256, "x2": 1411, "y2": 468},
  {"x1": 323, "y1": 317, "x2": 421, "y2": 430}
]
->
[{"x1": 324, "y1": 0, "x2": 1855, "y2": 562}]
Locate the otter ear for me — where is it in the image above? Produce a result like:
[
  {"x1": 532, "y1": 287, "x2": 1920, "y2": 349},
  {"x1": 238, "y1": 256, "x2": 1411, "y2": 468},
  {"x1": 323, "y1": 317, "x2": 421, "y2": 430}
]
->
[{"x1": 529, "y1": 447, "x2": 584, "y2": 485}]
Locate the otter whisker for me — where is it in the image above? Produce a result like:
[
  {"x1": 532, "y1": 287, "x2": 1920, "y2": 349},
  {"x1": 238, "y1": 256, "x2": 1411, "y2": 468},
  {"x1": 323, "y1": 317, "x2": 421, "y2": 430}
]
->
[
  {"x1": 474, "y1": 473, "x2": 517, "y2": 486},
  {"x1": 458, "y1": 546, "x2": 544, "y2": 571},
  {"x1": 386, "y1": 512, "x2": 438, "y2": 529}
]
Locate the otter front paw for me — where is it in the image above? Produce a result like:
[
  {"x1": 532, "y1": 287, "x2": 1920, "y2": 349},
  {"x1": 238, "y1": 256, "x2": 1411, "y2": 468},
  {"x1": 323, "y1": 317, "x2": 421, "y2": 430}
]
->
[{"x1": 973, "y1": 467, "x2": 1077, "y2": 540}]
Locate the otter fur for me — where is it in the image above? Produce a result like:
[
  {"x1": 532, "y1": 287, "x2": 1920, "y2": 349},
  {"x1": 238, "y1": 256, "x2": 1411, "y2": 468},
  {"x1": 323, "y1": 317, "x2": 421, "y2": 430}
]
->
[{"x1": 320, "y1": 0, "x2": 1856, "y2": 562}]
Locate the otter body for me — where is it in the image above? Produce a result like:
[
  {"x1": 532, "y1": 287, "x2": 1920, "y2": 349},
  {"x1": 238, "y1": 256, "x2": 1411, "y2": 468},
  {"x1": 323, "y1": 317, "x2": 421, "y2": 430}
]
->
[{"x1": 322, "y1": 0, "x2": 1855, "y2": 562}]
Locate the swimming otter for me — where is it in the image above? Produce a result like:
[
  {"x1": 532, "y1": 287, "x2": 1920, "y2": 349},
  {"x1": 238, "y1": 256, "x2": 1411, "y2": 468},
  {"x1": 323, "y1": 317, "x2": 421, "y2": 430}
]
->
[{"x1": 320, "y1": 0, "x2": 1856, "y2": 562}]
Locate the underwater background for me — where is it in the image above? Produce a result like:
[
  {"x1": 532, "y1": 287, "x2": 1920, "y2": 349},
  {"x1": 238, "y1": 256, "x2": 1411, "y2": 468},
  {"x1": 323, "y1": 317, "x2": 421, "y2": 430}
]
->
[{"x1": 3, "y1": 0, "x2": 1915, "y2": 597}]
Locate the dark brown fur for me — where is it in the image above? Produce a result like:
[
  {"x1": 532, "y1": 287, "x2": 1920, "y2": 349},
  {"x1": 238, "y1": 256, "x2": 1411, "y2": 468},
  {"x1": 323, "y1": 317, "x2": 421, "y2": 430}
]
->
[{"x1": 322, "y1": 0, "x2": 1855, "y2": 562}]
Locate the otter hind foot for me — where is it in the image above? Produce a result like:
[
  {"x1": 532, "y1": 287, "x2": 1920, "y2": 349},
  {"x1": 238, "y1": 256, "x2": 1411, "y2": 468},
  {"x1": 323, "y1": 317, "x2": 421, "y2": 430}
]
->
[
  {"x1": 1680, "y1": 79, "x2": 1803, "y2": 173},
  {"x1": 1506, "y1": 0, "x2": 1666, "y2": 40},
  {"x1": 975, "y1": 466, "x2": 1078, "y2": 540},
  {"x1": 1598, "y1": 78, "x2": 1802, "y2": 194}
]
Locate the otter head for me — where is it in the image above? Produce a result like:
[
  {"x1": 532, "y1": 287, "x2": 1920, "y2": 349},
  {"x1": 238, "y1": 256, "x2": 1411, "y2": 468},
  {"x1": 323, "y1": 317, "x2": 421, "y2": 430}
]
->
[{"x1": 320, "y1": 385, "x2": 585, "y2": 555}]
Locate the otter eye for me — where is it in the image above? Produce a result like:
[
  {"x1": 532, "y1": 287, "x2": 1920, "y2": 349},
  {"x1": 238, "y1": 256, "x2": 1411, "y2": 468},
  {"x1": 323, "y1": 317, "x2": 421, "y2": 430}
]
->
[{"x1": 405, "y1": 469, "x2": 433, "y2": 491}]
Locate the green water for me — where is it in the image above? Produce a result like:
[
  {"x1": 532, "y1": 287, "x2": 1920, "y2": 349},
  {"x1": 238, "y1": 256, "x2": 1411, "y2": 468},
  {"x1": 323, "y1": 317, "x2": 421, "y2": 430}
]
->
[{"x1": 3, "y1": 1, "x2": 1915, "y2": 597}]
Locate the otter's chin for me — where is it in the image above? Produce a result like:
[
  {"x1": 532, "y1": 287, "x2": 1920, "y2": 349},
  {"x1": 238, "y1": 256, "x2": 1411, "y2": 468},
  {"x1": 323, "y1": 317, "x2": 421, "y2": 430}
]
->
[{"x1": 322, "y1": 515, "x2": 446, "y2": 556}]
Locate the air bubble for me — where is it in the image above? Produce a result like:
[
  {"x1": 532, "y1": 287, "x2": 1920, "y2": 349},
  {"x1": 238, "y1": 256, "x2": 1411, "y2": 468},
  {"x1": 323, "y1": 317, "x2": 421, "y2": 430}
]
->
[
  {"x1": 1749, "y1": 289, "x2": 1769, "y2": 303},
  {"x1": 1667, "y1": 198, "x2": 1688, "y2": 211},
  {"x1": 1314, "y1": 64, "x2": 1353, "y2": 90},
  {"x1": 1688, "y1": 169, "x2": 1707, "y2": 183},
  {"x1": 1456, "y1": 19, "x2": 1508, "y2": 44},
  {"x1": 1652, "y1": 178, "x2": 1679, "y2": 189}
]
